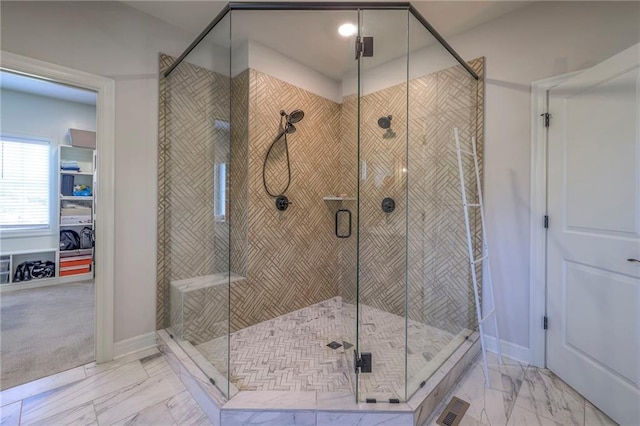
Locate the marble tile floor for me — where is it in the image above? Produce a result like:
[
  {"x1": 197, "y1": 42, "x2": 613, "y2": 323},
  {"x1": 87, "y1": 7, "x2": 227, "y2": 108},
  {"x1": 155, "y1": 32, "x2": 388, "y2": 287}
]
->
[
  {"x1": 194, "y1": 297, "x2": 458, "y2": 400},
  {"x1": 0, "y1": 347, "x2": 212, "y2": 426},
  {"x1": 0, "y1": 347, "x2": 619, "y2": 425},
  {"x1": 425, "y1": 352, "x2": 618, "y2": 426}
]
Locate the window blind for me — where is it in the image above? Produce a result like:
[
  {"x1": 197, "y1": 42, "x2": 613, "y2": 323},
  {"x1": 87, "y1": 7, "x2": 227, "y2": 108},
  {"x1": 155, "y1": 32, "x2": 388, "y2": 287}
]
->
[{"x1": 0, "y1": 137, "x2": 50, "y2": 230}]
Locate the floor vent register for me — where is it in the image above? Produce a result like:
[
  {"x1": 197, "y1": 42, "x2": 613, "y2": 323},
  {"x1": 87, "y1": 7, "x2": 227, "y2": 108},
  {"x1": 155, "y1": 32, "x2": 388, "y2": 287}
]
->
[{"x1": 435, "y1": 396, "x2": 470, "y2": 426}]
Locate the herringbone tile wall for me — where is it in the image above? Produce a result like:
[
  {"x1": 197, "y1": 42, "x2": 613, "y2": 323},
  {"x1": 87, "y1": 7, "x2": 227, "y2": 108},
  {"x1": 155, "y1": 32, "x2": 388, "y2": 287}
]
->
[
  {"x1": 337, "y1": 58, "x2": 484, "y2": 336},
  {"x1": 413, "y1": 60, "x2": 485, "y2": 336},
  {"x1": 157, "y1": 54, "x2": 231, "y2": 331},
  {"x1": 230, "y1": 69, "x2": 342, "y2": 331},
  {"x1": 230, "y1": 70, "x2": 249, "y2": 278}
]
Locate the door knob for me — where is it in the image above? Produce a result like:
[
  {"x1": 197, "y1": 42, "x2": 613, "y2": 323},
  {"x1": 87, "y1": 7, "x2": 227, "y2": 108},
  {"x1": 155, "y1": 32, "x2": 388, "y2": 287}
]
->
[{"x1": 627, "y1": 258, "x2": 640, "y2": 263}]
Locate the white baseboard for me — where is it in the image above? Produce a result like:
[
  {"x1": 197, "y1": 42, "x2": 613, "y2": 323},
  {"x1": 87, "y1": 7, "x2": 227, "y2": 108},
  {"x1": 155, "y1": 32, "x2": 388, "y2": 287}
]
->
[
  {"x1": 482, "y1": 335, "x2": 531, "y2": 365},
  {"x1": 114, "y1": 332, "x2": 157, "y2": 359}
]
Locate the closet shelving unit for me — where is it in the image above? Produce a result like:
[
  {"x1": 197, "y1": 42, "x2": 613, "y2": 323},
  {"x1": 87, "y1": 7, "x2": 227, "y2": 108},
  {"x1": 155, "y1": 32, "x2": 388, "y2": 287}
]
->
[{"x1": 58, "y1": 143, "x2": 95, "y2": 283}]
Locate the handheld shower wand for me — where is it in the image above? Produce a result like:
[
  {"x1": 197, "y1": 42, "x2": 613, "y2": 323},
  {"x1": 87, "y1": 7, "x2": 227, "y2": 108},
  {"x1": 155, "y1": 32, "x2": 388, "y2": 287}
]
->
[{"x1": 262, "y1": 109, "x2": 306, "y2": 200}]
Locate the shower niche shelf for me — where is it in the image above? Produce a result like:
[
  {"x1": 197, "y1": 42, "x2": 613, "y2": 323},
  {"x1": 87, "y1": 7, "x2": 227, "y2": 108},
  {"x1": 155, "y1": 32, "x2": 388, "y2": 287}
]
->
[{"x1": 323, "y1": 196, "x2": 355, "y2": 201}]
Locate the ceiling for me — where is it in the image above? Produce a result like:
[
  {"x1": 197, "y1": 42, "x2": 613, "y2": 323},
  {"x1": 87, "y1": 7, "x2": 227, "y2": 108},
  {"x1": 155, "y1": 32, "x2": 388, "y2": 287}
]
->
[
  {"x1": 0, "y1": 71, "x2": 97, "y2": 105},
  {"x1": 124, "y1": 1, "x2": 533, "y2": 39},
  {"x1": 124, "y1": 1, "x2": 533, "y2": 79}
]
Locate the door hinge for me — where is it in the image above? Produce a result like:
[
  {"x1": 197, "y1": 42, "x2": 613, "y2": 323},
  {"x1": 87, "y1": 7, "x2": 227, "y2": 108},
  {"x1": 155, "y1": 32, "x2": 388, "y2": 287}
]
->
[
  {"x1": 543, "y1": 316, "x2": 548, "y2": 330},
  {"x1": 544, "y1": 215, "x2": 549, "y2": 229},
  {"x1": 354, "y1": 351, "x2": 372, "y2": 374},
  {"x1": 541, "y1": 112, "x2": 550, "y2": 128},
  {"x1": 355, "y1": 36, "x2": 374, "y2": 60}
]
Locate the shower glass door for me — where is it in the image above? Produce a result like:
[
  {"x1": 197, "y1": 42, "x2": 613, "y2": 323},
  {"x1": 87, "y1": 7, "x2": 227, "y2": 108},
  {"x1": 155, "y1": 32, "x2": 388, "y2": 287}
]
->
[
  {"x1": 356, "y1": 7, "x2": 409, "y2": 402},
  {"x1": 227, "y1": 8, "x2": 362, "y2": 399}
]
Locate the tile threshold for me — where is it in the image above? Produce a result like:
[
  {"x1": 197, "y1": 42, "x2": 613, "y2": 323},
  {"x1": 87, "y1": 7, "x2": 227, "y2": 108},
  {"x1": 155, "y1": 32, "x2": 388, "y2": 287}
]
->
[{"x1": 157, "y1": 329, "x2": 480, "y2": 425}]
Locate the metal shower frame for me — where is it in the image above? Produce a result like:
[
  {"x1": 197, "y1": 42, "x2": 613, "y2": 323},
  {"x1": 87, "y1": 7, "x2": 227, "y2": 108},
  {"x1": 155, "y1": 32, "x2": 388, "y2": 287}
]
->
[{"x1": 163, "y1": 2, "x2": 479, "y2": 80}]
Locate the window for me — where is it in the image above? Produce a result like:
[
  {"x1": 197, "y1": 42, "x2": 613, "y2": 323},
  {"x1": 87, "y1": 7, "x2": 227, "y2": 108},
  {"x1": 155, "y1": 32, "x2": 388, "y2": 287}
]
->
[
  {"x1": 214, "y1": 163, "x2": 226, "y2": 221},
  {"x1": 0, "y1": 136, "x2": 51, "y2": 230}
]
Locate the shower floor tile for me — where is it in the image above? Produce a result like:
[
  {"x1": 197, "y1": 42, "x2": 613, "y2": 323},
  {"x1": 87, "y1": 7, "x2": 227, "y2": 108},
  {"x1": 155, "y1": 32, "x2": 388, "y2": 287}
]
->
[
  {"x1": 195, "y1": 297, "x2": 461, "y2": 397},
  {"x1": 197, "y1": 298, "x2": 352, "y2": 393}
]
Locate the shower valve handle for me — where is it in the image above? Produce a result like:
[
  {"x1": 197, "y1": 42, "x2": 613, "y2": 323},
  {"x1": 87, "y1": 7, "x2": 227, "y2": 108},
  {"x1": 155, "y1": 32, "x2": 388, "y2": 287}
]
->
[{"x1": 275, "y1": 195, "x2": 291, "y2": 211}]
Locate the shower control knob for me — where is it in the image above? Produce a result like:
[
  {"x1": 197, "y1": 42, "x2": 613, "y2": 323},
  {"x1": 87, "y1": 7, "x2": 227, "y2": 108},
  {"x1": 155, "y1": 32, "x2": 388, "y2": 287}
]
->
[
  {"x1": 275, "y1": 195, "x2": 291, "y2": 211},
  {"x1": 381, "y1": 197, "x2": 395, "y2": 213}
]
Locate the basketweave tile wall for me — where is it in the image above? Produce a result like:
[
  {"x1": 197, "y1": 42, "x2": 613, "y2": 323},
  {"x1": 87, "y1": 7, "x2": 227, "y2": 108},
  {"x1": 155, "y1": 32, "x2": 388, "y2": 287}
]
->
[{"x1": 157, "y1": 52, "x2": 485, "y2": 342}]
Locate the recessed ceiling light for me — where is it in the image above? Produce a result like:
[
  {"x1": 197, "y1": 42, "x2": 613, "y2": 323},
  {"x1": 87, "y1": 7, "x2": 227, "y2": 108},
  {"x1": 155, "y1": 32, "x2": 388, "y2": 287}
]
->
[{"x1": 338, "y1": 23, "x2": 357, "y2": 37}]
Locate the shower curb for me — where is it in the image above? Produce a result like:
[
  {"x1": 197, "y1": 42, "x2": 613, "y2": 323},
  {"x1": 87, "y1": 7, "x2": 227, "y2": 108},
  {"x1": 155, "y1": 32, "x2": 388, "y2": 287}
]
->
[{"x1": 157, "y1": 329, "x2": 480, "y2": 425}]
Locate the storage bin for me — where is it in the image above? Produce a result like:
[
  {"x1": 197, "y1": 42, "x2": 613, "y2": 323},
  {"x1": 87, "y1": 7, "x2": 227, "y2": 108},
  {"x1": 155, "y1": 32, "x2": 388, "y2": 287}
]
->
[
  {"x1": 68, "y1": 129, "x2": 96, "y2": 149},
  {"x1": 60, "y1": 265, "x2": 91, "y2": 276},
  {"x1": 60, "y1": 256, "x2": 92, "y2": 268},
  {"x1": 61, "y1": 174, "x2": 75, "y2": 196}
]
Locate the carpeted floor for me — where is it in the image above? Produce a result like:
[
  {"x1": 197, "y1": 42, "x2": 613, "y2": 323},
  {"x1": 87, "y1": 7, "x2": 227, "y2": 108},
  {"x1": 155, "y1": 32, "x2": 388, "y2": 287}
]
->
[{"x1": 0, "y1": 280, "x2": 94, "y2": 390}]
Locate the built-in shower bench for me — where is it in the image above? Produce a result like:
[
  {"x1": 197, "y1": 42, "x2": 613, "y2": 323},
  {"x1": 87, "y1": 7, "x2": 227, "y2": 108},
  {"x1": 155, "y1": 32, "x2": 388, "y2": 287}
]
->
[
  {"x1": 169, "y1": 272, "x2": 246, "y2": 344},
  {"x1": 171, "y1": 272, "x2": 245, "y2": 292}
]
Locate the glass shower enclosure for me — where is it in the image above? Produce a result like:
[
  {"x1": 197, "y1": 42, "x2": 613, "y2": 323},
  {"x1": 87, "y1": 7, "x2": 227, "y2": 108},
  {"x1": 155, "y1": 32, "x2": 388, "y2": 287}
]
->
[{"x1": 158, "y1": 2, "x2": 483, "y2": 404}]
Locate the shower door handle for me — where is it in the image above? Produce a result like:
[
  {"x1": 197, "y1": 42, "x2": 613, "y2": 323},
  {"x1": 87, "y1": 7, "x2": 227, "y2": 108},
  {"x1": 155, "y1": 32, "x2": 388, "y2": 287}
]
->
[{"x1": 335, "y1": 209, "x2": 352, "y2": 239}]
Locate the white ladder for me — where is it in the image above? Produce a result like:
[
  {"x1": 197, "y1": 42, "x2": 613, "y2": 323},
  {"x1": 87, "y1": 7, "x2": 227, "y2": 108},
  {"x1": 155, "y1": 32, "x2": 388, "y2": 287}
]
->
[{"x1": 454, "y1": 128, "x2": 503, "y2": 387}]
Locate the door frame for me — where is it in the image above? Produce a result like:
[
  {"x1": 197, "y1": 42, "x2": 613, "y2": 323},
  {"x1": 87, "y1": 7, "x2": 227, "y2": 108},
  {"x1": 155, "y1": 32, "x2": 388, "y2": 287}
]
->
[
  {"x1": 1, "y1": 51, "x2": 116, "y2": 363},
  {"x1": 528, "y1": 71, "x2": 580, "y2": 368}
]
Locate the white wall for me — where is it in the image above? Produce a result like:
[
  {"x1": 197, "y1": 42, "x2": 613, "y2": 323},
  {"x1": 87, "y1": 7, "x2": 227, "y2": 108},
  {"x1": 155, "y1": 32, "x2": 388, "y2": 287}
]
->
[
  {"x1": 246, "y1": 40, "x2": 341, "y2": 102},
  {"x1": 445, "y1": 1, "x2": 640, "y2": 350},
  {"x1": 0, "y1": 89, "x2": 96, "y2": 252},
  {"x1": 342, "y1": 41, "x2": 461, "y2": 97},
  {"x1": 0, "y1": 1, "x2": 207, "y2": 343},
  {"x1": 0, "y1": 89, "x2": 96, "y2": 145},
  {"x1": 228, "y1": 40, "x2": 341, "y2": 102}
]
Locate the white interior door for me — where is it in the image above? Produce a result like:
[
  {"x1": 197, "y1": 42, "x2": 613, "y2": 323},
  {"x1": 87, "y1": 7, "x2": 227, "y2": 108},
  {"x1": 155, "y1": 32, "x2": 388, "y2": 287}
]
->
[{"x1": 547, "y1": 43, "x2": 640, "y2": 425}]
